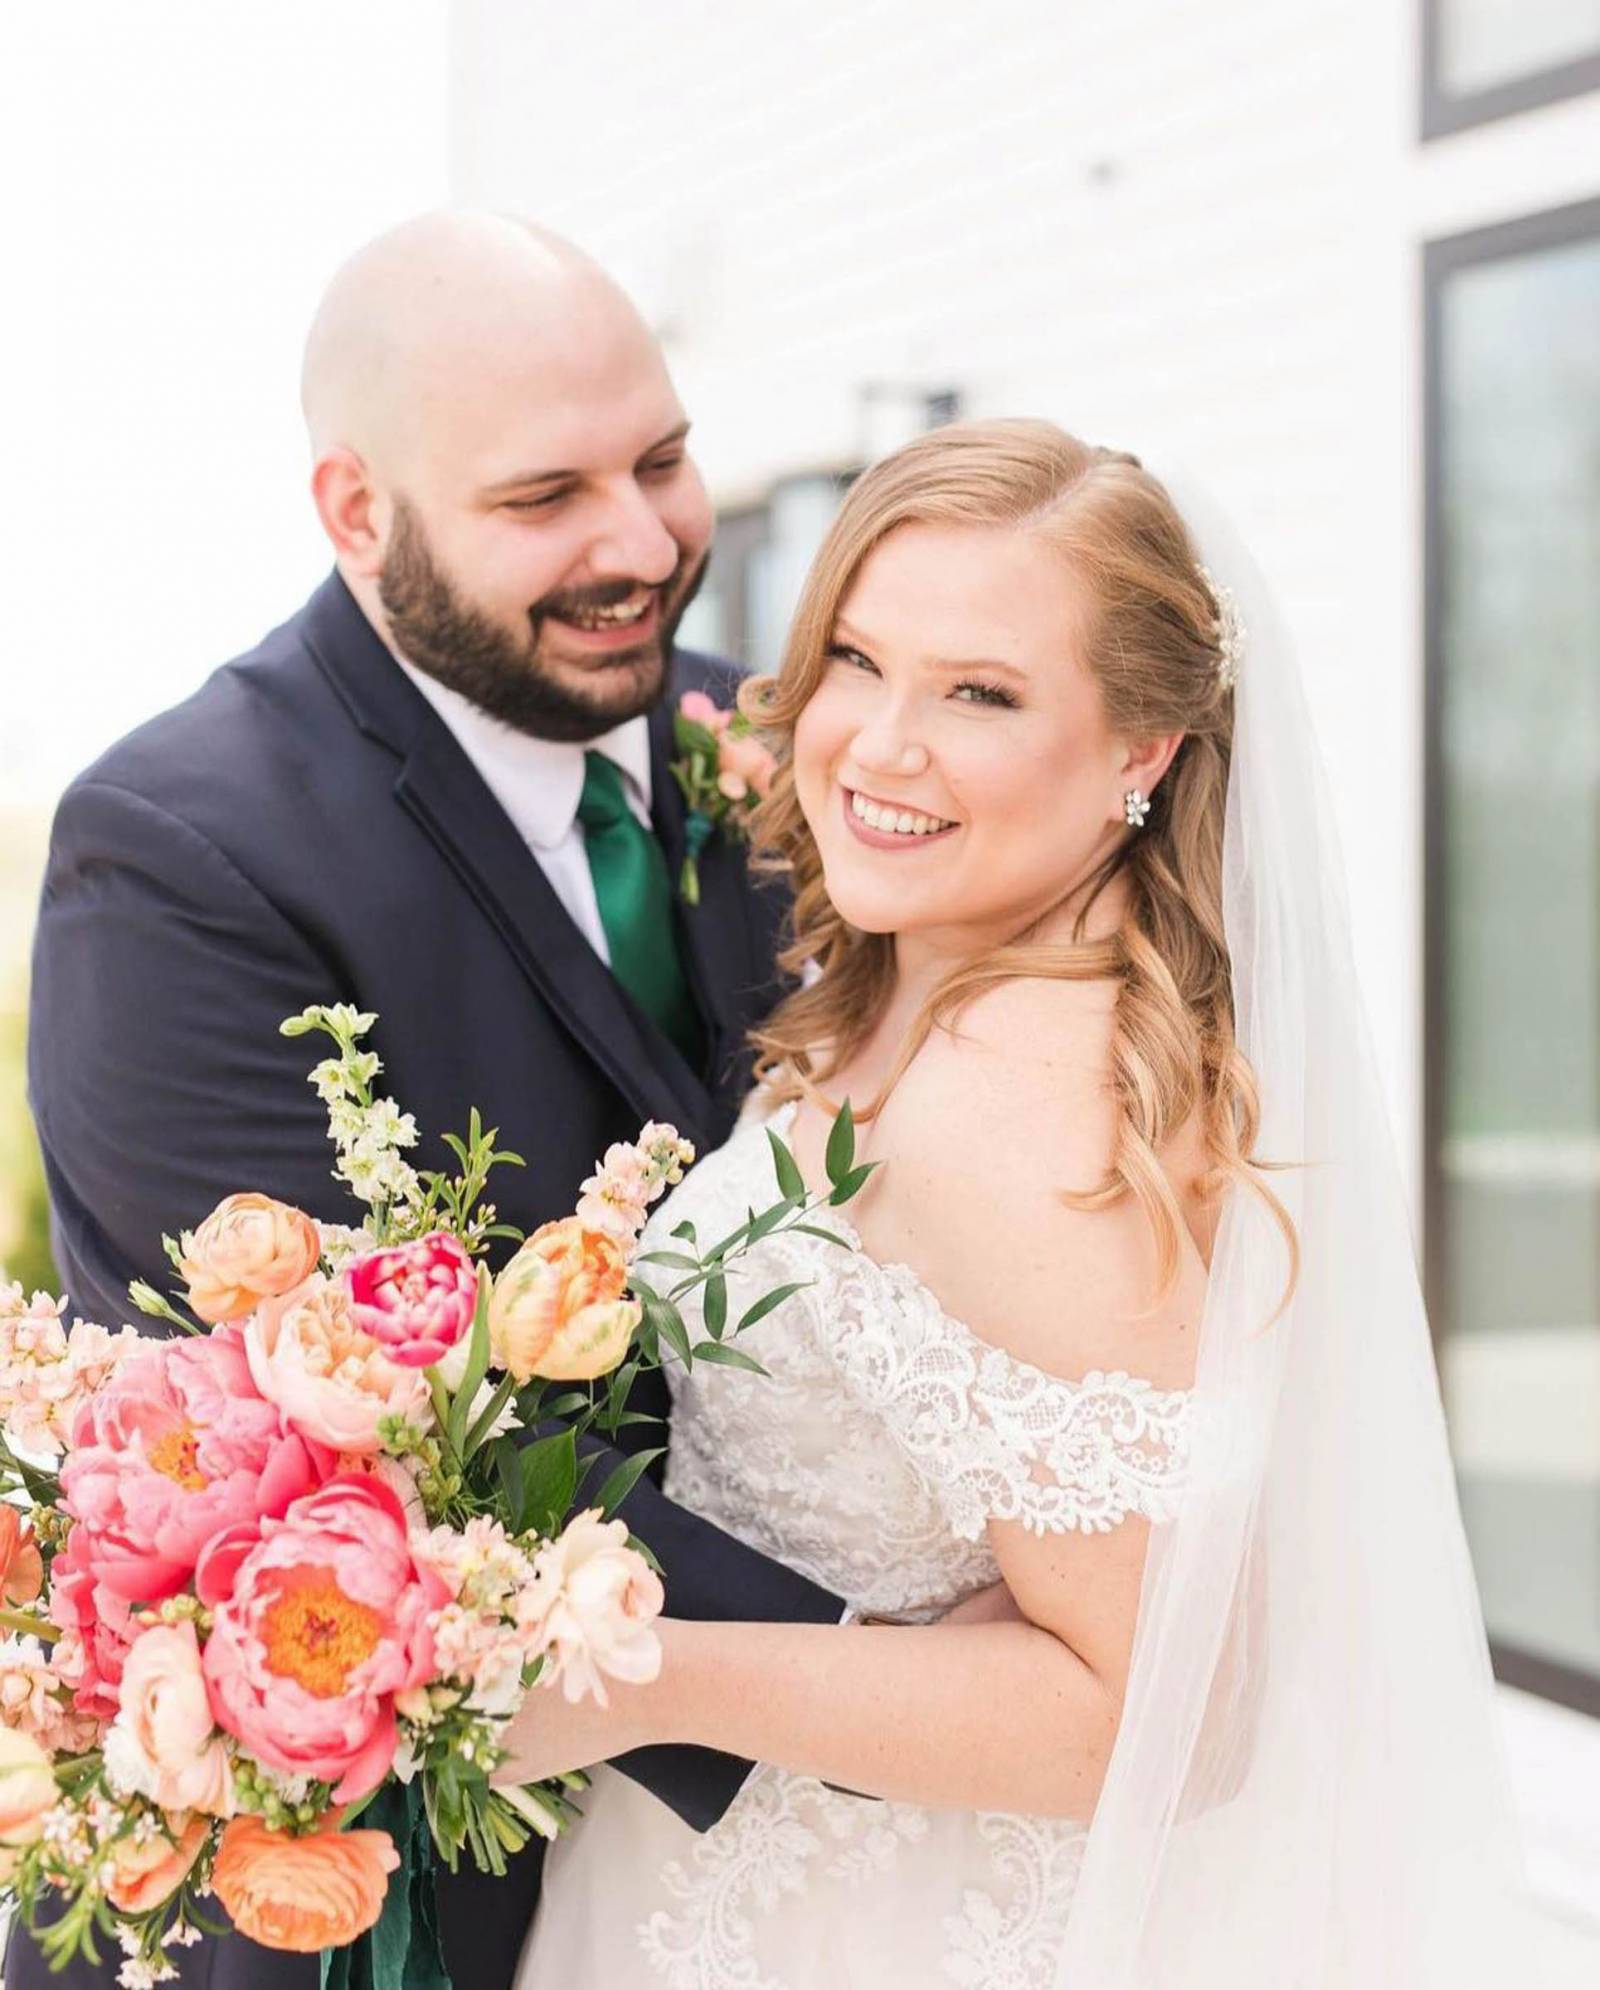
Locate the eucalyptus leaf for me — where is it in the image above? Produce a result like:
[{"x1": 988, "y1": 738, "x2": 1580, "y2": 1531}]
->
[
  {"x1": 829, "y1": 1161, "x2": 878, "y2": 1206},
  {"x1": 703, "y1": 1271, "x2": 727, "y2": 1339},
  {"x1": 592, "y1": 1446, "x2": 668, "y2": 1518},
  {"x1": 736, "y1": 1279, "x2": 809, "y2": 1332},
  {"x1": 690, "y1": 1341, "x2": 771, "y2": 1377}
]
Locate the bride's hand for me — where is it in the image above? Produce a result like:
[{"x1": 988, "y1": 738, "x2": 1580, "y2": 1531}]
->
[{"x1": 490, "y1": 1664, "x2": 663, "y2": 1787}]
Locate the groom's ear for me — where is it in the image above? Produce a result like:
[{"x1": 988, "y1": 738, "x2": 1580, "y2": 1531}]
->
[{"x1": 311, "y1": 448, "x2": 386, "y2": 576}]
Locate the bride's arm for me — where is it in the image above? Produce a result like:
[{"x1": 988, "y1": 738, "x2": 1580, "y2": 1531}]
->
[{"x1": 498, "y1": 981, "x2": 1206, "y2": 1816}]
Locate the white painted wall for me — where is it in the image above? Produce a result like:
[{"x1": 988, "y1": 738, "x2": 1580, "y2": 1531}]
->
[{"x1": 448, "y1": 0, "x2": 1600, "y2": 1957}]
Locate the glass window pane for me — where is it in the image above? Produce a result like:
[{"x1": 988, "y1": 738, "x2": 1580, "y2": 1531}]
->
[
  {"x1": 1436, "y1": 0, "x2": 1600, "y2": 97},
  {"x1": 1435, "y1": 220, "x2": 1600, "y2": 1681}
]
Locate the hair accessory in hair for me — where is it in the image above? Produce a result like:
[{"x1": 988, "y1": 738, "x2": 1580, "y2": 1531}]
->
[{"x1": 1197, "y1": 565, "x2": 1245, "y2": 692}]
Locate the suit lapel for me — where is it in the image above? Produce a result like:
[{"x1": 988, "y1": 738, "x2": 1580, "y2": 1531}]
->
[
  {"x1": 301, "y1": 574, "x2": 715, "y2": 1140},
  {"x1": 394, "y1": 724, "x2": 713, "y2": 1139},
  {"x1": 648, "y1": 697, "x2": 769, "y2": 1120}
]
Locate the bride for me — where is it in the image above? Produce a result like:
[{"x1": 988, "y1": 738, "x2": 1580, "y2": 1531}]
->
[{"x1": 504, "y1": 421, "x2": 1540, "y2": 1987}]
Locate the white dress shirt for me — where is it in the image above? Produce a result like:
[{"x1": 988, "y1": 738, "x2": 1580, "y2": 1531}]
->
[{"x1": 394, "y1": 657, "x2": 654, "y2": 966}]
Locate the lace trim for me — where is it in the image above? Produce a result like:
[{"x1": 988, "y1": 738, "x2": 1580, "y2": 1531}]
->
[
  {"x1": 757, "y1": 1105, "x2": 1193, "y2": 1541},
  {"x1": 940, "y1": 1812, "x2": 1088, "y2": 1987}
]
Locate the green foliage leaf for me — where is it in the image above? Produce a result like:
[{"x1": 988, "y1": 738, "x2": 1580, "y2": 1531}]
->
[
  {"x1": 828, "y1": 1161, "x2": 878, "y2": 1206},
  {"x1": 445, "y1": 1268, "x2": 494, "y2": 1454},
  {"x1": 825, "y1": 1099, "x2": 857, "y2": 1187},
  {"x1": 702, "y1": 1270, "x2": 727, "y2": 1339},
  {"x1": 518, "y1": 1427, "x2": 577, "y2": 1537},
  {"x1": 690, "y1": 1341, "x2": 770, "y2": 1377},
  {"x1": 766, "y1": 1129, "x2": 806, "y2": 1201},
  {"x1": 591, "y1": 1445, "x2": 667, "y2": 1518},
  {"x1": 736, "y1": 1279, "x2": 809, "y2": 1332}
]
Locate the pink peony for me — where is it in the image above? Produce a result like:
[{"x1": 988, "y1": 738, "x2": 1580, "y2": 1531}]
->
[
  {"x1": 104, "y1": 1621, "x2": 235, "y2": 1816},
  {"x1": 517, "y1": 1508, "x2": 663, "y2": 1707},
  {"x1": 677, "y1": 689, "x2": 722, "y2": 729},
  {"x1": 59, "y1": 1325, "x2": 323, "y2": 1603},
  {"x1": 197, "y1": 1474, "x2": 448, "y2": 1803},
  {"x1": 344, "y1": 1232, "x2": 478, "y2": 1369},
  {"x1": 48, "y1": 1526, "x2": 140, "y2": 1723},
  {"x1": 245, "y1": 1275, "x2": 431, "y2": 1454}
]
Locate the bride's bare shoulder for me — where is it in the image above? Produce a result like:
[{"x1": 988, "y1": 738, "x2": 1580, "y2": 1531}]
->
[{"x1": 867, "y1": 975, "x2": 1203, "y2": 1386}]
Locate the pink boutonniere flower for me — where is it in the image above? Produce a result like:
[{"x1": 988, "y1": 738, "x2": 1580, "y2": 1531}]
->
[{"x1": 670, "y1": 690, "x2": 777, "y2": 904}]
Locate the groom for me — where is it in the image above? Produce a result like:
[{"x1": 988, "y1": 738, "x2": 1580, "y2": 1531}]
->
[{"x1": 18, "y1": 213, "x2": 844, "y2": 1990}]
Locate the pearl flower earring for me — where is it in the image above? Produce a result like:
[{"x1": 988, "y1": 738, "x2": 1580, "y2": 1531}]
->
[{"x1": 1124, "y1": 789, "x2": 1151, "y2": 830}]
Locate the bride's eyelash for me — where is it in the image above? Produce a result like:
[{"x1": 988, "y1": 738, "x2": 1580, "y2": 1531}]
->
[{"x1": 823, "y1": 644, "x2": 1019, "y2": 710}]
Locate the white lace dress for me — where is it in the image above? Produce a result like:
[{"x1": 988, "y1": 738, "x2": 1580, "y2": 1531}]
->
[{"x1": 517, "y1": 1102, "x2": 1192, "y2": 1989}]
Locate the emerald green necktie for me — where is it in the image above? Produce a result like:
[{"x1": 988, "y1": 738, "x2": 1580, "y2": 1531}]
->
[{"x1": 577, "y1": 751, "x2": 705, "y2": 1067}]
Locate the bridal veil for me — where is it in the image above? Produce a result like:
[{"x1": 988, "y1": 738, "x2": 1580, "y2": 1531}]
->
[{"x1": 1055, "y1": 476, "x2": 1548, "y2": 1987}]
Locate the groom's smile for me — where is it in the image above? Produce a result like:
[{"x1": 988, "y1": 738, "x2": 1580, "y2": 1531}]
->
[{"x1": 303, "y1": 214, "x2": 715, "y2": 745}]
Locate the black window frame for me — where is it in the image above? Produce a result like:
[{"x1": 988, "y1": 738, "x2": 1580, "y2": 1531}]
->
[
  {"x1": 1420, "y1": 0, "x2": 1600, "y2": 138},
  {"x1": 1422, "y1": 193, "x2": 1600, "y2": 1720}
]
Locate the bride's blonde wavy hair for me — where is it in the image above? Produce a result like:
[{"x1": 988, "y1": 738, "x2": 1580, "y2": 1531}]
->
[{"x1": 742, "y1": 418, "x2": 1297, "y2": 1306}]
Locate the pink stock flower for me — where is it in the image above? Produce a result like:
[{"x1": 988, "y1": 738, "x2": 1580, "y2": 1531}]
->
[
  {"x1": 0, "y1": 1638, "x2": 100, "y2": 1755},
  {"x1": 58, "y1": 1326, "x2": 323, "y2": 1603},
  {"x1": 198, "y1": 1474, "x2": 448, "y2": 1803},
  {"x1": 0, "y1": 1288, "x2": 142, "y2": 1458},
  {"x1": 245, "y1": 1275, "x2": 431, "y2": 1454},
  {"x1": 344, "y1": 1232, "x2": 478, "y2": 1368}
]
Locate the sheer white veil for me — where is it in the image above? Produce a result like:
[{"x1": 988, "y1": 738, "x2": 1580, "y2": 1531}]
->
[{"x1": 1056, "y1": 474, "x2": 1547, "y2": 1987}]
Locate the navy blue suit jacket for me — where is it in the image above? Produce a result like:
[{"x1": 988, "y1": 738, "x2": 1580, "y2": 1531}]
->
[{"x1": 17, "y1": 574, "x2": 841, "y2": 1990}]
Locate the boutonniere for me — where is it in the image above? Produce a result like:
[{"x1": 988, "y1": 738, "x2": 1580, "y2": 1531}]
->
[{"x1": 670, "y1": 690, "x2": 778, "y2": 904}]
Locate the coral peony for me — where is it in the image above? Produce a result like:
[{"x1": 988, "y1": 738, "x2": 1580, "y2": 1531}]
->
[
  {"x1": 59, "y1": 1325, "x2": 322, "y2": 1603},
  {"x1": 489, "y1": 1220, "x2": 638, "y2": 1384},
  {"x1": 0, "y1": 1506, "x2": 42, "y2": 1606},
  {"x1": 344, "y1": 1232, "x2": 478, "y2": 1368},
  {"x1": 517, "y1": 1508, "x2": 663, "y2": 1707},
  {"x1": 212, "y1": 1812, "x2": 398, "y2": 1952},
  {"x1": 0, "y1": 1724, "x2": 56, "y2": 1870},
  {"x1": 103, "y1": 1810, "x2": 209, "y2": 1913},
  {"x1": 245, "y1": 1276, "x2": 430, "y2": 1454},
  {"x1": 179, "y1": 1193, "x2": 322, "y2": 1325},
  {"x1": 198, "y1": 1475, "x2": 447, "y2": 1803},
  {"x1": 104, "y1": 1622, "x2": 234, "y2": 1816}
]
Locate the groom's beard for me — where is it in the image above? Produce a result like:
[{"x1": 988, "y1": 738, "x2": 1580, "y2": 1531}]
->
[{"x1": 377, "y1": 500, "x2": 709, "y2": 744}]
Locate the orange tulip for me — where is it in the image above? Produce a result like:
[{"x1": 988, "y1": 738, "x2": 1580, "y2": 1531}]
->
[
  {"x1": 0, "y1": 1506, "x2": 42, "y2": 1606},
  {"x1": 212, "y1": 1812, "x2": 398, "y2": 1952}
]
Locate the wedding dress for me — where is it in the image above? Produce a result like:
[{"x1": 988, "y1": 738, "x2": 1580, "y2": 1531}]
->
[{"x1": 519, "y1": 1097, "x2": 1193, "y2": 1989}]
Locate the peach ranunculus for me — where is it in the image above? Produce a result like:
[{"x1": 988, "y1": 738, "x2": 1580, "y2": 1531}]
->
[
  {"x1": 0, "y1": 1724, "x2": 57, "y2": 1875},
  {"x1": 488, "y1": 1220, "x2": 640, "y2": 1384},
  {"x1": 198, "y1": 1474, "x2": 447, "y2": 1803},
  {"x1": 103, "y1": 1810, "x2": 209, "y2": 1914},
  {"x1": 104, "y1": 1622, "x2": 235, "y2": 1817},
  {"x1": 516, "y1": 1508, "x2": 663, "y2": 1707},
  {"x1": 178, "y1": 1193, "x2": 322, "y2": 1326},
  {"x1": 212, "y1": 1811, "x2": 399, "y2": 1952},
  {"x1": 245, "y1": 1274, "x2": 431, "y2": 1454},
  {"x1": 59, "y1": 1324, "x2": 323, "y2": 1603},
  {"x1": 0, "y1": 1506, "x2": 42, "y2": 1606}
]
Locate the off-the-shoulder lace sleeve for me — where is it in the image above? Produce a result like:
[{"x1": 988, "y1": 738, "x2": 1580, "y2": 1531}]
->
[{"x1": 820, "y1": 1249, "x2": 1193, "y2": 1542}]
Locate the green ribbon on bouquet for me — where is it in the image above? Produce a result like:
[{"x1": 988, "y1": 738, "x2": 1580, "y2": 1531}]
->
[{"x1": 321, "y1": 1781, "x2": 452, "y2": 1990}]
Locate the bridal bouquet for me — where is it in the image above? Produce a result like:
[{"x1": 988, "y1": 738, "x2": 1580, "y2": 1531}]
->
[{"x1": 0, "y1": 1006, "x2": 867, "y2": 1985}]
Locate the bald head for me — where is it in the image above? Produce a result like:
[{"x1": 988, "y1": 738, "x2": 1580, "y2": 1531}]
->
[
  {"x1": 302, "y1": 208, "x2": 713, "y2": 746},
  {"x1": 300, "y1": 210, "x2": 656, "y2": 479}
]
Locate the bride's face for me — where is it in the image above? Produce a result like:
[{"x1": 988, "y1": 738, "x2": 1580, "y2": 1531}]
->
[{"x1": 792, "y1": 522, "x2": 1131, "y2": 952}]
